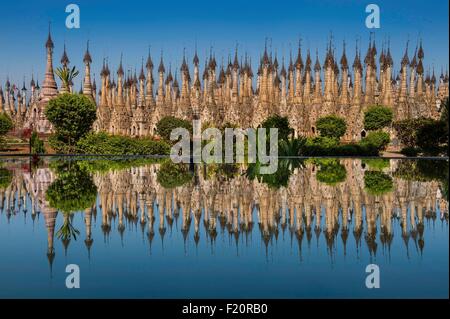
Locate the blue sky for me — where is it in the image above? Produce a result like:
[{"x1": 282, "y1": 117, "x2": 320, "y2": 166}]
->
[{"x1": 0, "y1": 0, "x2": 448, "y2": 88}]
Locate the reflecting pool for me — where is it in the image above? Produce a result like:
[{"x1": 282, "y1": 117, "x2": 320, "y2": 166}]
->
[{"x1": 0, "y1": 157, "x2": 448, "y2": 298}]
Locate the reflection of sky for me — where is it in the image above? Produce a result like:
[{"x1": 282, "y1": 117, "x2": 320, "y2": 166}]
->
[
  {"x1": 0, "y1": 161, "x2": 448, "y2": 298},
  {"x1": 0, "y1": 0, "x2": 448, "y2": 88}
]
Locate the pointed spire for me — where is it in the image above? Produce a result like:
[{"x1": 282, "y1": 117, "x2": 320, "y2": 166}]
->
[
  {"x1": 295, "y1": 38, "x2": 303, "y2": 69},
  {"x1": 353, "y1": 40, "x2": 362, "y2": 71},
  {"x1": 340, "y1": 40, "x2": 348, "y2": 69},
  {"x1": 401, "y1": 40, "x2": 410, "y2": 67},
  {"x1": 61, "y1": 43, "x2": 70, "y2": 66},
  {"x1": 117, "y1": 54, "x2": 124, "y2": 76},
  {"x1": 314, "y1": 49, "x2": 321, "y2": 71},
  {"x1": 305, "y1": 49, "x2": 312, "y2": 71},
  {"x1": 45, "y1": 22, "x2": 54, "y2": 49},
  {"x1": 146, "y1": 46, "x2": 154, "y2": 70},
  {"x1": 233, "y1": 44, "x2": 239, "y2": 70},
  {"x1": 181, "y1": 47, "x2": 189, "y2": 73},
  {"x1": 83, "y1": 40, "x2": 92, "y2": 64},
  {"x1": 158, "y1": 51, "x2": 165, "y2": 73},
  {"x1": 417, "y1": 39, "x2": 424, "y2": 60},
  {"x1": 139, "y1": 58, "x2": 145, "y2": 80},
  {"x1": 193, "y1": 41, "x2": 199, "y2": 66},
  {"x1": 280, "y1": 56, "x2": 286, "y2": 77}
]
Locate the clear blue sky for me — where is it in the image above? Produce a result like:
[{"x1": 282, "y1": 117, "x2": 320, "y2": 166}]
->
[{"x1": 0, "y1": 0, "x2": 448, "y2": 88}]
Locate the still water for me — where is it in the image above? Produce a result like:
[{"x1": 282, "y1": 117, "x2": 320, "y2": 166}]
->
[{"x1": 0, "y1": 157, "x2": 448, "y2": 298}]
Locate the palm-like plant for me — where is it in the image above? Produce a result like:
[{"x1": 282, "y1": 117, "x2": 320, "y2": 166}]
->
[
  {"x1": 55, "y1": 66, "x2": 79, "y2": 92},
  {"x1": 56, "y1": 212, "x2": 80, "y2": 241},
  {"x1": 279, "y1": 137, "x2": 306, "y2": 157}
]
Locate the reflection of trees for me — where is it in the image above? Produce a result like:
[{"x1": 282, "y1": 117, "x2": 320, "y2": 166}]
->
[
  {"x1": 0, "y1": 167, "x2": 12, "y2": 190},
  {"x1": 313, "y1": 159, "x2": 347, "y2": 186},
  {"x1": 46, "y1": 162, "x2": 97, "y2": 213},
  {"x1": 394, "y1": 160, "x2": 449, "y2": 200},
  {"x1": 46, "y1": 162, "x2": 97, "y2": 244},
  {"x1": 156, "y1": 161, "x2": 193, "y2": 188},
  {"x1": 246, "y1": 159, "x2": 304, "y2": 189},
  {"x1": 364, "y1": 171, "x2": 394, "y2": 195},
  {"x1": 1, "y1": 158, "x2": 448, "y2": 264}
]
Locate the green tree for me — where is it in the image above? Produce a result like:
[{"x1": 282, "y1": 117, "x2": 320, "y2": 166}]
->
[
  {"x1": 393, "y1": 117, "x2": 434, "y2": 147},
  {"x1": 261, "y1": 115, "x2": 293, "y2": 141},
  {"x1": 364, "y1": 171, "x2": 394, "y2": 195},
  {"x1": 45, "y1": 93, "x2": 97, "y2": 153},
  {"x1": 416, "y1": 120, "x2": 448, "y2": 152},
  {"x1": 156, "y1": 116, "x2": 192, "y2": 142},
  {"x1": 364, "y1": 105, "x2": 393, "y2": 130},
  {"x1": 0, "y1": 113, "x2": 13, "y2": 136},
  {"x1": 316, "y1": 115, "x2": 347, "y2": 139}
]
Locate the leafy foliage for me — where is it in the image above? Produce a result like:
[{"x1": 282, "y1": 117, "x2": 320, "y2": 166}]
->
[
  {"x1": 0, "y1": 113, "x2": 13, "y2": 136},
  {"x1": 156, "y1": 161, "x2": 193, "y2": 188},
  {"x1": 56, "y1": 213, "x2": 80, "y2": 242},
  {"x1": 364, "y1": 106, "x2": 393, "y2": 130},
  {"x1": 360, "y1": 131, "x2": 390, "y2": 151},
  {"x1": 393, "y1": 116, "x2": 448, "y2": 155},
  {"x1": 301, "y1": 136, "x2": 380, "y2": 156},
  {"x1": 77, "y1": 132, "x2": 170, "y2": 155},
  {"x1": 55, "y1": 66, "x2": 79, "y2": 90},
  {"x1": 364, "y1": 171, "x2": 394, "y2": 195},
  {"x1": 416, "y1": 120, "x2": 448, "y2": 152},
  {"x1": 30, "y1": 132, "x2": 45, "y2": 154},
  {"x1": 45, "y1": 93, "x2": 97, "y2": 153},
  {"x1": 316, "y1": 115, "x2": 347, "y2": 139},
  {"x1": 279, "y1": 137, "x2": 306, "y2": 157},
  {"x1": 0, "y1": 167, "x2": 12, "y2": 190},
  {"x1": 314, "y1": 159, "x2": 347, "y2": 185},
  {"x1": 156, "y1": 116, "x2": 192, "y2": 142},
  {"x1": 46, "y1": 162, "x2": 97, "y2": 213},
  {"x1": 260, "y1": 115, "x2": 293, "y2": 141},
  {"x1": 246, "y1": 159, "x2": 302, "y2": 189},
  {"x1": 362, "y1": 159, "x2": 390, "y2": 171}
]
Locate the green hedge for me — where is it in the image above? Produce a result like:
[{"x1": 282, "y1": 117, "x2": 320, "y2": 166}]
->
[
  {"x1": 77, "y1": 132, "x2": 170, "y2": 155},
  {"x1": 301, "y1": 136, "x2": 380, "y2": 156}
]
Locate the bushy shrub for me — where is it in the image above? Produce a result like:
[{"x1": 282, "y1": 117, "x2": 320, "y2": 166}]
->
[
  {"x1": 0, "y1": 167, "x2": 12, "y2": 190},
  {"x1": 30, "y1": 132, "x2": 45, "y2": 154},
  {"x1": 316, "y1": 115, "x2": 347, "y2": 139},
  {"x1": 0, "y1": 113, "x2": 13, "y2": 136},
  {"x1": 360, "y1": 131, "x2": 390, "y2": 151},
  {"x1": 364, "y1": 106, "x2": 393, "y2": 130},
  {"x1": 77, "y1": 132, "x2": 170, "y2": 155},
  {"x1": 393, "y1": 117, "x2": 435, "y2": 148},
  {"x1": 45, "y1": 93, "x2": 97, "y2": 153},
  {"x1": 261, "y1": 115, "x2": 294, "y2": 141},
  {"x1": 416, "y1": 121, "x2": 448, "y2": 152},
  {"x1": 364, "y1": 171, "x2": 394, "y2": 195},
  {"x1": 156, "y1": 116, "x2": 192, "y2": 142},
  {"x1": 301, "y1": 137, "x2": 380, "y2": 156}
]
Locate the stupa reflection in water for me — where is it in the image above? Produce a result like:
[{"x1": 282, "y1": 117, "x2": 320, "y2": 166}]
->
[{"x1": 1, "y1": 158, "x2": 447, "y2": 269}]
